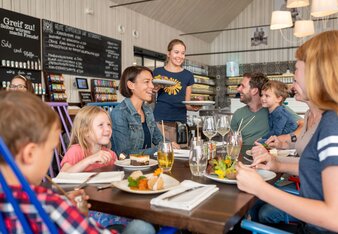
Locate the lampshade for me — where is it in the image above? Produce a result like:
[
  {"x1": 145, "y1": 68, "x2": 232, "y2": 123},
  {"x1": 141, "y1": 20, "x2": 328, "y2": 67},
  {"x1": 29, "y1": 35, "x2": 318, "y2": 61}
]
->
[
  {"x1": 311, "y1": 0, "x2": 338, "y2": 17},
  {"x1": 294, "y1": 20, "x2": 315, "y2": 37},
  {"x1": 287, "y1": 0, "x2": 309, "y2": 8},
  {"x1": 270, "y1": 11, "x2": 293, "y2": 30}
]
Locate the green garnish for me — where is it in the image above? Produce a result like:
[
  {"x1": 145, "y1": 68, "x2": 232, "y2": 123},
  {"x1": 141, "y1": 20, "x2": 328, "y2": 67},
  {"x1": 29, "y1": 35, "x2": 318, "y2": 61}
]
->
[{"x1": 128, "y1": 175, "x2": 146, "y2": 187}]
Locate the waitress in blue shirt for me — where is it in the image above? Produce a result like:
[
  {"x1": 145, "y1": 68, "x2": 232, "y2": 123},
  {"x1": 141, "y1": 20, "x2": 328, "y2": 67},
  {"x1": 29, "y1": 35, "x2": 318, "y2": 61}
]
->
[{"x1": 153, "y1": 39, "x2": 200, "y2": 143}]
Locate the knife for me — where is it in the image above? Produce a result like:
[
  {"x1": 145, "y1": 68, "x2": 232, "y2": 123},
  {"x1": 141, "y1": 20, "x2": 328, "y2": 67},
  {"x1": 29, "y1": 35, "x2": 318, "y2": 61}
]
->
[
  {"x1": 75, "y1": 172, "x2": 100, "y2": 190},
  {"x1": 162, "y1": 186, "x2": 205, "y2": 201}
]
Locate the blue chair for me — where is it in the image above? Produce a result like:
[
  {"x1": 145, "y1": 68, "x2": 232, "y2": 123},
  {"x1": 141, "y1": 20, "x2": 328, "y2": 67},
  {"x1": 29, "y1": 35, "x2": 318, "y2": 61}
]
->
[
  {"x1": 87, "y1": 102, "x2": 120, "y2": 114},
  {"x1": 0, "y1": 137, "x2": 58, "y2": 234},
  {"x1": 241, "y1": 220, "x2": 291, "y2": 234}
]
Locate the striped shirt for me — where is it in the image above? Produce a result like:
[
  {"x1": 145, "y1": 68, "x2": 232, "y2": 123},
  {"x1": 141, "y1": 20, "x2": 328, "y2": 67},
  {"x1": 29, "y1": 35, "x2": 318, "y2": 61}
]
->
[{"x1": 0, "y1": 185, "x2": 117, "y2": 234}]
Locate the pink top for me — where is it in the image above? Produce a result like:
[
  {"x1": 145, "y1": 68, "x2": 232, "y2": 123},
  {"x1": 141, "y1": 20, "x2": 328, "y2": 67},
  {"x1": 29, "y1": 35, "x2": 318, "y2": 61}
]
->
[{"x1": 61, "y1": 144, "x2": 117, "y2": 172}]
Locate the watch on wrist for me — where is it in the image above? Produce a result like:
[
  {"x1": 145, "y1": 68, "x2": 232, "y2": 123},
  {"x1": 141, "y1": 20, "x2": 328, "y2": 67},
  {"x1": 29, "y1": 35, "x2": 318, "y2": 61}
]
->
[{"x1": 290, "y1": 133, "x2": 297, "y2": 143}]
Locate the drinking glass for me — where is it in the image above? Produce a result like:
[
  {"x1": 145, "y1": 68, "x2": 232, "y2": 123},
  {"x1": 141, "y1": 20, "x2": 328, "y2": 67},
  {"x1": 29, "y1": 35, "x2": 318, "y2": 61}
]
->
[
  {"x1": 189, "y1": 138, "x2": 207, "y2": 176},
  {"x1": 203, "y1": 116, "x2": 216, "y2": 143},
  {"x1": 216, "y1": 115, "x2": 230, "y2": 148},
  {"x1": 157, "y1": 142, "x2": 174, "y2": 172},
  {"x1": 226, "y1": 130, "x2": 243, "y2": 161}
]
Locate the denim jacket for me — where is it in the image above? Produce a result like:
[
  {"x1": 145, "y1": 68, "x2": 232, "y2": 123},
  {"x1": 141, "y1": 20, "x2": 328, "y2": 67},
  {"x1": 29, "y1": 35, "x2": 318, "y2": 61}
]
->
[{"x1": 111, "y1": 98, "x2": 163, "y2": 156}]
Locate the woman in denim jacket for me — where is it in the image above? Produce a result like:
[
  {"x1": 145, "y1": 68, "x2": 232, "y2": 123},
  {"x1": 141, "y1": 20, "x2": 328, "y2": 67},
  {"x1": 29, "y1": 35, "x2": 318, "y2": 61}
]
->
[{"x1": 111, "y1": 66, "x2": 178, "y2": 156}]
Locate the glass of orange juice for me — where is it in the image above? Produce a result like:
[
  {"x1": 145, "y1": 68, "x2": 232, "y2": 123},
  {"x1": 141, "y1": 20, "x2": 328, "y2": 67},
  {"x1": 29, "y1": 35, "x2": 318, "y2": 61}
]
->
[{"x1": 157, "y1": 142, "x2": 174, "y2": 172}]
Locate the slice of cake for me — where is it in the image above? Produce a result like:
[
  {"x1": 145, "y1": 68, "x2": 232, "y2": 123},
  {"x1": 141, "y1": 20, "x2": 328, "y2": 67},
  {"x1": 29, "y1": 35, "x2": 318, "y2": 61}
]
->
[{"x1": 130, "y1": 154, "x2": 150, "y2": 166}]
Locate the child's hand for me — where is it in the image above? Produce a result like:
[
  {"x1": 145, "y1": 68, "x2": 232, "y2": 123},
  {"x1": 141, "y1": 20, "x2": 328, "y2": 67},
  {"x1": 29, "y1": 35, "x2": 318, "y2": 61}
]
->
[
  {"x1": 90, "y1": 150, "x2": 114, "y2": 164},
  {"x1": 67, "y1": 189, "x2": 91, "y2": 209}
]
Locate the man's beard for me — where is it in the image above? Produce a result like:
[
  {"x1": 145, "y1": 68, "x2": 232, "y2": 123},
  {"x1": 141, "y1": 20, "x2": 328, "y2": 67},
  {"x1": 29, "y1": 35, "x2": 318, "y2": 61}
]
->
[{"x1": 240, "y1": 94, "x2": 252, "y2": 104}]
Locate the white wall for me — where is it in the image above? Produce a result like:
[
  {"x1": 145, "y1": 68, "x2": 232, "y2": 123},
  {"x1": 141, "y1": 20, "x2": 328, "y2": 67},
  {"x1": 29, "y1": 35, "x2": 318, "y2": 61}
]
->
[
  {"x1": 210, "y1": 0, "x2": 338, "y2": 65},
  {"x1": 0, "y1": 0, "x2": 210, "y2": 102}
]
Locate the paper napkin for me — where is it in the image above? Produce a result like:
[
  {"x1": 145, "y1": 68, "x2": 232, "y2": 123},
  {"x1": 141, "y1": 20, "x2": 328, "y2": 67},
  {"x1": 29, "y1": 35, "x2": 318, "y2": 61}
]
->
[
  {"x1": 52, "y1": 171, "x2": 124, "y2": 184},
  {"x1": 150, "y1": 180, "x2": 218, "y2": 211}
]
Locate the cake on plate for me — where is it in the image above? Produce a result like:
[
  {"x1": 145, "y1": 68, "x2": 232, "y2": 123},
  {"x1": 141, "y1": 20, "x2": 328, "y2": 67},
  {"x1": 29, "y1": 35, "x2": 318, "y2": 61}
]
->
[{"x1": 130, "y1": 154, "x2": 150, "y2": 166}]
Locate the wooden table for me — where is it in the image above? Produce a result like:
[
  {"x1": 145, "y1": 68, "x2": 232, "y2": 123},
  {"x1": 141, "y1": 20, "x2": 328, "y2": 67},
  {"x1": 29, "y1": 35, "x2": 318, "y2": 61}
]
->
[{"x1": 84, "y1": 156, "x2": 259, "y2": 234}]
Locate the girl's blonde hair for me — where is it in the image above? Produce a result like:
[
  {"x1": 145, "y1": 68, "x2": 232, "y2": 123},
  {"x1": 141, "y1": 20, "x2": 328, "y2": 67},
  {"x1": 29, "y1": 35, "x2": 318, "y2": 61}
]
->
[
  {"x1": 69, "y1": 106, "x2": 112, "y2": 156},
  {"x1": 296, "y1": 30, "x2": 338, "y2": 113}
]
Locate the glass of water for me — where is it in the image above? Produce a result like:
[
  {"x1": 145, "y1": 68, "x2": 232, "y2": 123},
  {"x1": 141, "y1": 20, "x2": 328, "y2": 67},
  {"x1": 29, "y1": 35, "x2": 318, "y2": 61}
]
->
[
  {"x1": 226, "y1": 130, "x2": 243, "y2": 161},
  {"x1": 189, "y1": 138, "x2": 207, "y2": 176}
]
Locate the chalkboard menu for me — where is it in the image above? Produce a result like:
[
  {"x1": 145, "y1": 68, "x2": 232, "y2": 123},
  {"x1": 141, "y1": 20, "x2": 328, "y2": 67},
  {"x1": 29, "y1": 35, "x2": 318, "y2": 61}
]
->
[
  {"x1": 0, "y1": 8, "x2": 41, "y2": 71},
  {"x1": 42, "y1": 19, "x2": 121, "y2": 79},
  {"x1": 0, "y1": 68, "x2": 41, "y2": 83}
]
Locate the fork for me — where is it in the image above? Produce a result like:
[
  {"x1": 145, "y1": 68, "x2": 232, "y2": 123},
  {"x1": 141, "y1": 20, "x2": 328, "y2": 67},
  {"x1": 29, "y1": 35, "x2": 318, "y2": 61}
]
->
[
  {"x1": 75, "y1": 172, "x2": 100, "y2": 190},
  {"x1": 97, "y1": 183, "x2": 115, "y2": 191}
]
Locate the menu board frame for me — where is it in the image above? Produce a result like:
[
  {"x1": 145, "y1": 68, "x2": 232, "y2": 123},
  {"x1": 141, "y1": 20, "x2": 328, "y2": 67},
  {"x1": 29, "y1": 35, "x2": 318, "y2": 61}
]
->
[{"x1": 42, "y1": 19, "x2": 121, "y2": 80}]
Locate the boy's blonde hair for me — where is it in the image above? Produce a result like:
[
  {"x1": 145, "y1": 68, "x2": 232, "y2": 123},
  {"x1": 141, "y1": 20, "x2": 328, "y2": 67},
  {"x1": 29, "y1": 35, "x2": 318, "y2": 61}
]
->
[
  {"x1": 69, "y1": 106, "x2": 112, "y2": 156},
  {"x1": 296, "y1": 30, "x2": 338, "y2": 113},
  {"x1": 262, "y1": 80, "x2": 289, "y2": 105},
  {"x1": 0, "y1": 91, "x2": 60, "y2": 163}
]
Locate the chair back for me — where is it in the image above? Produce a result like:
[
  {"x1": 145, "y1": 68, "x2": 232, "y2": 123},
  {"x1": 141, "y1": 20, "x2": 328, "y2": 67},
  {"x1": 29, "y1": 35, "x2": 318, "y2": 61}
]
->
[
  {"x1": 46, "y1": 102, "x2": 73, "y2": 177},
  {"x1": 241, "y1": 220, "x2": 291, "y2": 234},
  {"x1": 87, "y1": 102, "x2": 120, "y2": 114},
  {"x1": 0, "y1": 137, "x2": 58, "y2": 234}
]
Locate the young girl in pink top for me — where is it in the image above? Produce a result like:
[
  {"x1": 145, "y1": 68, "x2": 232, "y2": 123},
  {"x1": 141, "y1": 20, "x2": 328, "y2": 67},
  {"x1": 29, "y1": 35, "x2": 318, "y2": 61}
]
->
[
  {"x1": 61, "y1": 106, "x2": 117, "y2": 172},
  {"x1": 60, "y1": 106, "x2": 155, "y2": 233}
]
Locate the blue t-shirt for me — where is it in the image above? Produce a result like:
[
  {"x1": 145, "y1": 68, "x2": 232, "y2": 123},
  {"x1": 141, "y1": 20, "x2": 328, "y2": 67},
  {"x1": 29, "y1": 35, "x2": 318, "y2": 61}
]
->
[
  {"x1": 142, "y1": 121, "x2": 151, "y2": 149},
  {"x1": 299, "y1": 111, "x2": 338, "y2": 232},
  {"x1": 153, "y1": 67, "x2": 194, "y2": 122},
  {"x1": 263, "y1": 105, "x2": 298, "y2": 139}
]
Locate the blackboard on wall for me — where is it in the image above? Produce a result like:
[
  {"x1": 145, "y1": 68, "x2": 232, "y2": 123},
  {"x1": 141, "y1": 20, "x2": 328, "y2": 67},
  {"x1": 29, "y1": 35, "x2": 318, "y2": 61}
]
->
[
  {"x1": 0, "y1": 8, "x2": 41, "y2": 82},
  {"x1": 42, "y1": 19, "x2": 121, "y2": 80}
]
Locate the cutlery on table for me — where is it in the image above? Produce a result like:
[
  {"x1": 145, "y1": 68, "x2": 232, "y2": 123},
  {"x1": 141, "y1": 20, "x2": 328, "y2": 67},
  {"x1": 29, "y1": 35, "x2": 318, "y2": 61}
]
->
[
  {"x1": 97, "y1": 183, "x2": 115, "y2": 191},
  {"x1": 162, "y1": 186, "x2": 205, "y2": 201},
  {"x1": 75, "y1": 172, "x2": 100, "y2": 190}
]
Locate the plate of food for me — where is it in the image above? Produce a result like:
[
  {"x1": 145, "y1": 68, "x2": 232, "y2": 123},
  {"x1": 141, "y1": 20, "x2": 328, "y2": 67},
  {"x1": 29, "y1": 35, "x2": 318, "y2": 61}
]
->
[
  {"x1": 113, "y1": 169, "x2": 180, "y2": 194},
  {"x1": 246, "y1": 149, "x2": 292, "y2": 157},
  {"x1": 204, "y1": 169, "x2": 276, "y2": 184},
  {"x1": 205, "y1": 156, "x2": 276, "y2": 184},
  {"x1": 115, "y1": 154, "x2": 158, "y2": 171},
  {"x1": 152, "y1": 79, "x2": 176, "y2": 86},
  {"x1": 182, "y1": 101, "x2": 215, "y2": 106}
]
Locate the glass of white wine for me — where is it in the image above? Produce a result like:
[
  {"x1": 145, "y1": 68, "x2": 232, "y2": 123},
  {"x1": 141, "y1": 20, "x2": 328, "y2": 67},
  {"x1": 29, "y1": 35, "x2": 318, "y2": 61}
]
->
[
  {"x1": 216, "y1": 115, "x2": 230, "y2": 148},
  {"x1": 202, "y1": 116, "x2": 216, "y2": 143}
]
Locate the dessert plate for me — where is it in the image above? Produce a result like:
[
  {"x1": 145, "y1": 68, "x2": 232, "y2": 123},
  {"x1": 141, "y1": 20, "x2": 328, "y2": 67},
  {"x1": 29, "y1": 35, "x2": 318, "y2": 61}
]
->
[
  {"x1": 204, "y1": 169, "x2": 276, "y2": 184},
  {"x1": 115, "y1": 159, "x2": 158, "y2": 171},
  {"x1": 182, "y1": 101, "x2": 215, "y2": 106},
  {"x1": 152, "y1": 79, "x2": 176, "y2": 86},
  {"x1": 113, "y1": 173, "x2": 180, "y2": 194}
]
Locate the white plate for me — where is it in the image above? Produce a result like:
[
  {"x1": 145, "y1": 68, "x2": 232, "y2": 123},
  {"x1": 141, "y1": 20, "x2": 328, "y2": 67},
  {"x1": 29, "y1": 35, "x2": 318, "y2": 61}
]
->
[
  {"x1": 113, "y1": 173, "x2": 180, "y2": 194},
  {"x1": 154, "y1": 149, "x2": 190, "y2": 159},
  {"x1": 182, "y1": 101, "x2": 215, "y2": 106},
  {"x1": 152, "y1": 79, "x2": 176, "y2": 86},
  {"x1": 115, "y1": 159, "x2": 158, "y2": 171},
  {"x1": 204, "y1": 169, "x2": 276, "y2": 184},
  {"x1": 246, "y1": 149, "x2": 293, "y2": 157}
]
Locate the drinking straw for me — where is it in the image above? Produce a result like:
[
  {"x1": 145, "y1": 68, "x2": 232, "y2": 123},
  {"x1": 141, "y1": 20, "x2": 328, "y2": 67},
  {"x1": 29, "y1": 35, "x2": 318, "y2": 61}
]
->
[
  {"x1": 239, "y1": 116, "x2": 255, "y2": 133},
  {"x1": 161, "y1": 120, "x2": 166, "y2": 143},
  {"x1": 237, "y1": 118, "x2": 243, "y2": 133}
]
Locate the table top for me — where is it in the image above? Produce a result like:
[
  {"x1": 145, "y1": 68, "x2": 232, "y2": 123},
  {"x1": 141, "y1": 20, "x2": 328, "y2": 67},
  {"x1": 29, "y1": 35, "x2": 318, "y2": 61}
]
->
[{"x1": 84, "y1": 155, "x2": 259, "y2": 234}]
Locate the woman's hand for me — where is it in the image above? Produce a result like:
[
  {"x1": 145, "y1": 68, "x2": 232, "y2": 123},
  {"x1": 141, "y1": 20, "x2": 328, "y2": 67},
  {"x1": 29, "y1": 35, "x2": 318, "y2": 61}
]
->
[
  {"x1": 250, "y1": 142, "x2": 278, "y2": 171},
  {"x1": 236, "y1": 162, "x2": 265, "y2": 195},
  {"x1": 171, "y1": 142, "x2": 180, "y2": 149},
  {"x1": 90, "y1": 150, "x2": 113, "y2": 164},
  {"x1": 153, "y1": 84, "x2": 163, "y2": 93},
  {"x1": 265, "y1": 135, "x2": 288, "y2": 149},
  {"x1": 186, "y1": 105, "x2": 202, "y2": 112}
]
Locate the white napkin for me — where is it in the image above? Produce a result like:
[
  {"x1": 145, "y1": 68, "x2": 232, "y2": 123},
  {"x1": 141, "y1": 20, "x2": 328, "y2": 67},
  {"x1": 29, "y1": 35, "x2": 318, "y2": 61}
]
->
[
  {"x1": 150, "y1": 180, "x2": 218, "y2": 211},
  {"x1": 52, "y1": 171, "x2": 124, "y2": 184}
]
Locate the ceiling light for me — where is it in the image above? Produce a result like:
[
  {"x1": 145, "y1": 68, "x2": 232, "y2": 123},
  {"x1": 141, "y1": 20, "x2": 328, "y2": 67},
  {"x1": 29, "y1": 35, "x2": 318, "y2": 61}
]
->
[
  {"x1": 270, "y1": 11, "x2": 293, "y2": 29},
  {"x1": 294, "y1": 20, "x2": 314, "y2": 37},
  {"x1": 311, "y1": 0, "x2": 338, "y2": 17},
  {"x1": 287, "y1": 0, "x2": 309, "y2": 8}
]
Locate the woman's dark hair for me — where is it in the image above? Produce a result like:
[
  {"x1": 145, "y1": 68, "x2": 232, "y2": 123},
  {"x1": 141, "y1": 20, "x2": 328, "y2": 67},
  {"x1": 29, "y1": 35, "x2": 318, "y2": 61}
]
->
[{"x1": 119, "y1": 66, "x2": 153, "y2": 98}]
